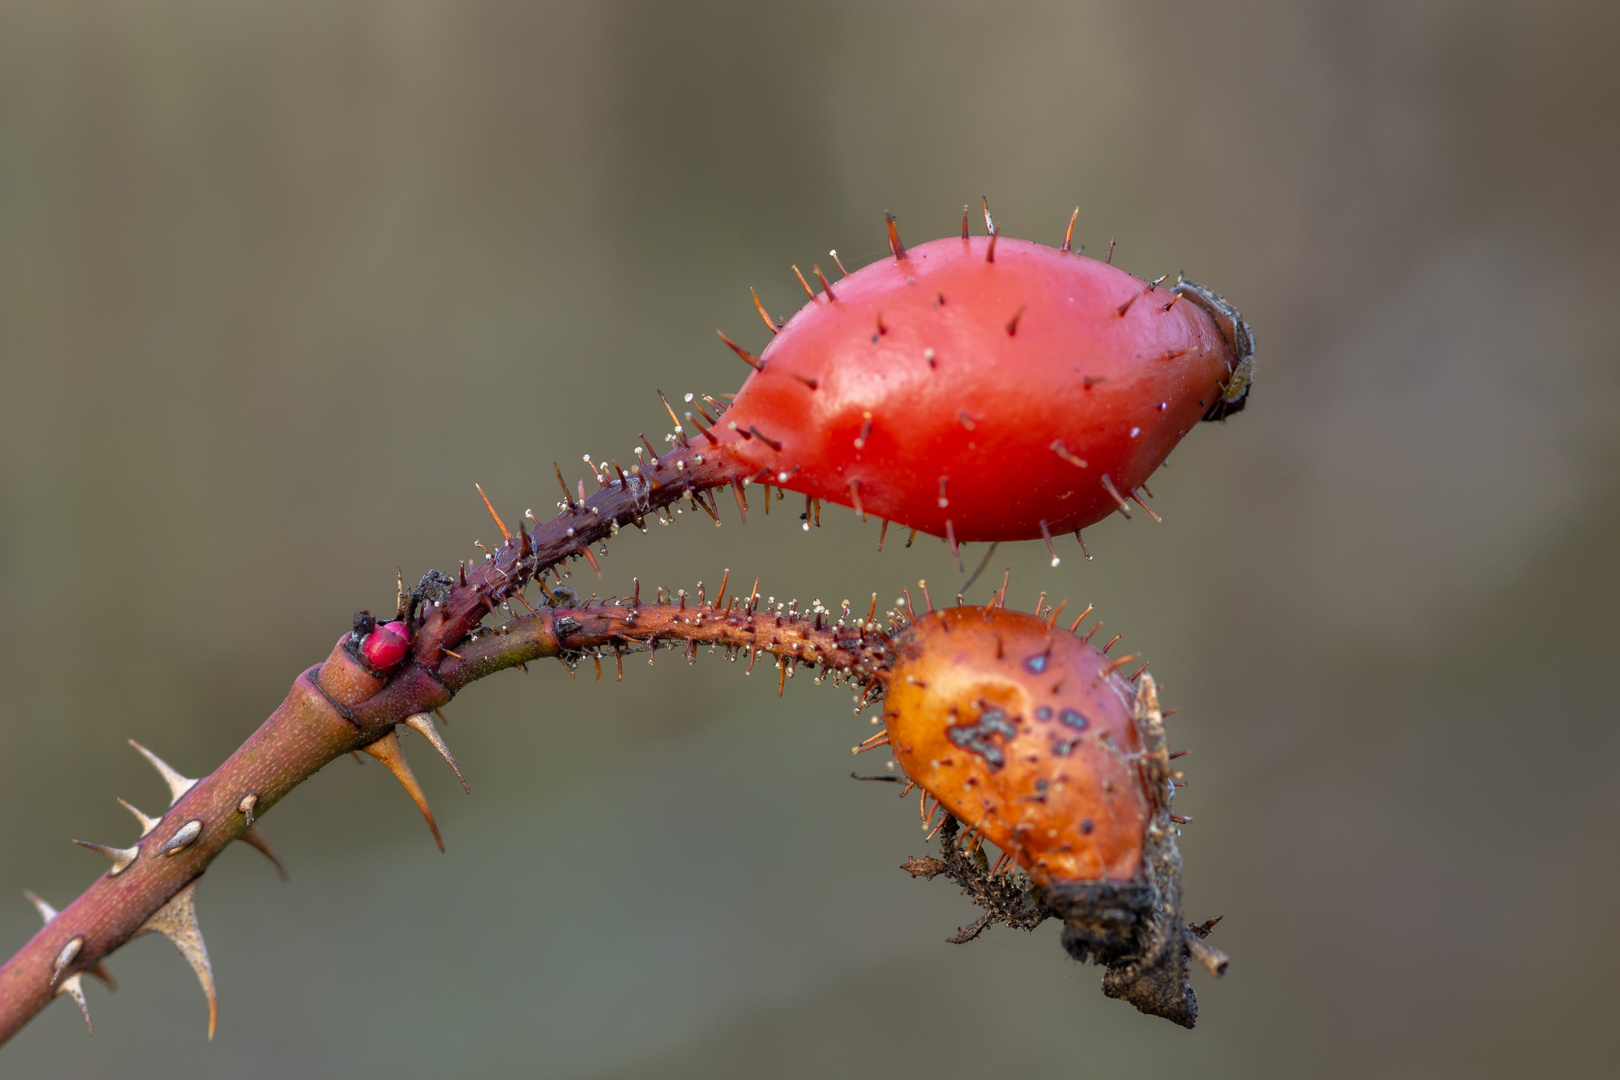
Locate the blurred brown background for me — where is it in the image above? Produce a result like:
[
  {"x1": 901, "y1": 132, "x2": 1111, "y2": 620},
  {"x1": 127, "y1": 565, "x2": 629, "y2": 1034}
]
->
[{"x1": 3, "y1": 1, "x2": 1618, "y2": 1076}]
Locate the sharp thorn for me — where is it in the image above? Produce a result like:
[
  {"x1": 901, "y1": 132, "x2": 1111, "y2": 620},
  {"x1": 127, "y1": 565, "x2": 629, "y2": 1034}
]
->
[
  {"x1": 750, "y1": 287, "x2": 780, "y2": 335},
  {"x1": 554, "y1": 463, "x2": 578, "y2": 511},
  {"x1": 1130, "y1": 489, "x2": 1163, "y2": 522},
  {"x1": 237, "y1": 824, "x2": 288, "y2": 881},
  {"x1": 128, "y1": 740, "x2": 196, "y2": 806},
  {"x1": 981, "y1": 195, "x2": 994, "y2": 235},
  {"x1": 985, "y1": 224, "x2": 1000, "y2": 263},
  {"x1": 404, "y1": 712, "x2": 470, "y2": 794},
  {"x1": 24, "y1": 890, "x2": 58, "y2": 924},
  {"x1": 1062, "y1": 206, "x2": 1079, "y2": 253},
  {"x1": 656, "y1": 389, "x2": 689, "y2": 447},
  {"x1": 73, "y1": 839, "x2": 140, "y2": 876},
  {"x1": 961, "y1": 204, "x2": 970, "y2": 239},
  {"x1": 359, "y1": 730, "x2": 444, "y2": 852},
  {"x1": 717, "y1": 330, "x2": 764, "y2": 371},
  {"x1": 57, "y1": 972, "x2": 91, "y2": 1034},
  {"x1": 117, "y1": 798, "x2": 161, "y2": 838},
  {"x1": 830, "y1": 249, "x2": 850, "y2": 276},
  {"x1": 812, "y1": 264, "x2": 836, "y2": 300},
  {"x1": 961, "y1": 541, "x2": 999, "y2": 593},
  {"x1": 885, "y1": 211, "x2": 906, "y2": 260},
  {"x1": 137, "y1": 881, "x2": 217, "y2": 1039},
  {"x1": 1105, "y1": 237, "x2": 1116, "y2": 264},
  {"x1": 1104, "y1": 652, "x2": 1142, "y2": 674},
  {"x1": 792, "y1": 264, "x2": 817, "y2": 301},
  {"x1": 1099, "y1": 474, "x2": 1133, "y2": 518},
  {"x1": 475, "y1": 483, "x2": 512, "y2": 541}
]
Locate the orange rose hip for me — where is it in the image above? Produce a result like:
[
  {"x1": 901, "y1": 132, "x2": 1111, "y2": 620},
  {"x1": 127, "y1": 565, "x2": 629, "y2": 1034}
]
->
[{"x1": 885, "y1": 604, "x2": 1148, "y2": 884}]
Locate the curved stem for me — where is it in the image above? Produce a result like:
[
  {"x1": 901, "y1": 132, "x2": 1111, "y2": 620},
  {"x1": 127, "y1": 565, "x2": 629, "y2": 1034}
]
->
[{"x1": 0, "y1": 429, "x2": 883, "y2": 1045}]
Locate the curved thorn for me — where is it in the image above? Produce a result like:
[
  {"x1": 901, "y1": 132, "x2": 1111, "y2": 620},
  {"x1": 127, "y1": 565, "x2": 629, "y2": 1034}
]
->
[
  {"x1": 750, "y1": 287, "x2": 780, "y2": 335},
  {"x1": 237, "y1": 824, "x2": 288, "y2": 881},
  {"x1": 56, "y1": 973, "x2": 91, "y2": 1033},
  {"x1": 128, "y1": 740, "x2": 196, "y2": 806},
  {"x1": 73, "y1": 840, "x2": 140, "y2": 876},
  {"x1": 404, "y1": 712, "x2": 470, "y2": 794},
  {"x1": 359, "y1": 730, "x2": 443, "y2": 852},
  {"x1": 24, "y1": 890, "x2": 57, "y2": 923},
  {"x1": 118, "y1": 797, "x2": 160, "y2": 838},
  {"x1": 137, "y1": 881, "x2": 216, "y2": 1040},
  {"x1": 1062, "y1": 206, "x2": 1079, "y2": 253}
]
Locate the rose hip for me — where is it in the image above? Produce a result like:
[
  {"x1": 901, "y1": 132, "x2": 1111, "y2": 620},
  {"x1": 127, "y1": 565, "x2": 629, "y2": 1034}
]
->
[{"x1": 715, "y1": 224, "x2": 1252, "y2": 543}]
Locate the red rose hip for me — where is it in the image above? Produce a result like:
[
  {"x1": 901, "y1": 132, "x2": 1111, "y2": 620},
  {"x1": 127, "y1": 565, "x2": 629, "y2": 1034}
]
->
[
  {"x1": 714, "y1": 223, "x2": 1253, "y2": 543},
  {"x1": 360, "y1": 620, "x2": 410, "y2": 671}
]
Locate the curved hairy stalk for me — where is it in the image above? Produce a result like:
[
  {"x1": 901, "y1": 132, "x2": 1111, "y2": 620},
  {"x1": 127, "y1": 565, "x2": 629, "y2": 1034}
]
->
[{"x1": 0, "y1": 430, "x2": 875, "y2": 1045}]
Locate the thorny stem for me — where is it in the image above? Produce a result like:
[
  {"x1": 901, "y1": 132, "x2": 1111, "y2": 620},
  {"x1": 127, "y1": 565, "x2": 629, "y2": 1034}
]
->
[{"x1": 0, "y1": 435, "x2": 880, "y2": 1046}]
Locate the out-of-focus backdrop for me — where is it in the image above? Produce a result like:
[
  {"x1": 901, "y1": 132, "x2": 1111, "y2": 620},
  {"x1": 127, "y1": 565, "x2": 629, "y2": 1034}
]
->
[{"x1": 3, "y1": 1, "x2": 1617, "y2": 1076}]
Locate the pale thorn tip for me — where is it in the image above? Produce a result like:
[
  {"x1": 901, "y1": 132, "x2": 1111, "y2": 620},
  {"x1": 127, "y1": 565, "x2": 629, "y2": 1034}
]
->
[
  {"x1": 238, "y1": 823, "x2": 289, "y2": 881},
  {"x1": 118, "y1": 797, "x2": 161, "y2": 838},
  {"x1": 24, "y1": 889, "x2": 57, "y2": 923},
  {"x1": 136, "y1": 881, "x2": 216, "y2": 1040},
  {"x1": 359, "y1": 730, "x2": 444, "y2": 852},
  {"x1": 57, "y1": 973, "x2": 92, "y2": 1034},
  {"x1": 404, "y1": 713, "x2": 470, "y2": 794},
  {"x1": 128, "y1": 739, "x2": 196, "y2": 806},
  {"x1": 73, "y1": 839, "x2": 140, "y2": 876}
]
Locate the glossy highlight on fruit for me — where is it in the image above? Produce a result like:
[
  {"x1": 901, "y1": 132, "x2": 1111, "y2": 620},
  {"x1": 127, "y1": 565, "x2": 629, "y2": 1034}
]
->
[
  {"x1": 713, "y1": 226, "x2": 1252, "y2": 543},
  {"x1": 884, "y1": 604, "x2": 1149, "y2": 884}
]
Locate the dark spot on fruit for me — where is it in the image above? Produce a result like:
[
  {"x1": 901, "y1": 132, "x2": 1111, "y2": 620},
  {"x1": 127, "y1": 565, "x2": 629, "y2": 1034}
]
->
[
  {"x1": 947, "y1": 707, "x2": 1017, "y2": 769},
  {"x1": 1036, "y1": 706, "x2": 1052, "y2": 721},
  {"x1": 1025, "y1": 653, "x2": 1049, "y2": 674},
  {"x1": 1059, "y1": 708, "x2": 1088, "y2": 731},
  {"x1": 1051, "y1": 736, "x2": 1080, "y2": 756},
  {"x1": 1080, "y1": 817, "x2": 1095, "y2": 835}
]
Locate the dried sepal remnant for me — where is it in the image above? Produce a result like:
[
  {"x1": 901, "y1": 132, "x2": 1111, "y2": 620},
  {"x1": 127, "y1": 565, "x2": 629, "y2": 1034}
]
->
[{"x1": 886, "y1": 604, "x2": 1221, "y2": 1027}]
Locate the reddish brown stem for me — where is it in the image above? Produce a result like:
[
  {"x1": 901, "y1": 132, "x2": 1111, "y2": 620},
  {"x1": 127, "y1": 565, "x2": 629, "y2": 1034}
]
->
[{"x1": 0, "y1": 434, "x2": 806, "y2": 1046}]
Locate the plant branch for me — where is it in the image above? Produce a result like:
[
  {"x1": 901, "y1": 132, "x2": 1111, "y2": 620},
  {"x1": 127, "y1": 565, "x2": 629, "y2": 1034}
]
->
[{"x1": 0, "y1": 432, "x2": 872, "y2": 1046}]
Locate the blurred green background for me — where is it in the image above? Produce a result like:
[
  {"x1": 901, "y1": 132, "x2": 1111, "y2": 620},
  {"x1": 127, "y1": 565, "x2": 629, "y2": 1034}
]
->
[{"x1": 3, "y1": 1, "x2": 1618, "y2": 1076}]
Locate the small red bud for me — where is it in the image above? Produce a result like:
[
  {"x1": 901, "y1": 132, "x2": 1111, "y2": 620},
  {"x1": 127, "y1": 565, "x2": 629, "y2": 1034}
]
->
[{"x1": 361, "y1": 620, "x2": 410, "y2": 671}]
